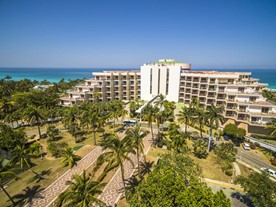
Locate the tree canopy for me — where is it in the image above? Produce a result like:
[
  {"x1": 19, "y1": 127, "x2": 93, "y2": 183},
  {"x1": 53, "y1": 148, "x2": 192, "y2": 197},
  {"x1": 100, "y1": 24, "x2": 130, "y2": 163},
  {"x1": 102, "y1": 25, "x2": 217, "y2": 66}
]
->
[
  {"x1": 128, "y1": 153, "x2": 230, "y2": 207},
  {"x1": 235, "y1": 172, "x2": 276, "y2": 207}
]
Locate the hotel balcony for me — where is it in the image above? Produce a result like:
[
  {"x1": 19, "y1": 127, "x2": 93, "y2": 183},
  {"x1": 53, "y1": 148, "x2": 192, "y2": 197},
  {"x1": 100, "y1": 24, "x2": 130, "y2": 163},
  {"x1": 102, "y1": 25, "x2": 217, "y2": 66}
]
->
[
  {"x1": 199, "y1": 99, "x2": 206, "y2": 103},
  {"x1": 208, "y1": 88, "x2": 216, "y2": 91},
  {"x1": 217, "y1": 96, "x2": 226, "y2": 100}
]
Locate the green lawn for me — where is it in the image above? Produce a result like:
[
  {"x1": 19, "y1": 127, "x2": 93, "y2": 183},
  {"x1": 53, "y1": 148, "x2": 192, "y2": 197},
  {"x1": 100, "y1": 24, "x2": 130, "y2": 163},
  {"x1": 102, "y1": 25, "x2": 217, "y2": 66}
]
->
[
  {"x1": 0, "y1": 157, "x2": 69, "y2": 207},
  {"x1": 0, "y1": 123, "x2": 115, "y2": 207},
  {"x1": 237, "y1": 162, "x2": 253, "y2": 178}
]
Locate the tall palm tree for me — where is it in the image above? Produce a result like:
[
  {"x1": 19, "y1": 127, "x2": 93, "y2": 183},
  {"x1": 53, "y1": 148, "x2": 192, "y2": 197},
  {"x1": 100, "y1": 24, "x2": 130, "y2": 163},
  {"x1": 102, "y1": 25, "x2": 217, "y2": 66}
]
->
[
  {"x1": 62, "y1": 148, "x2": 80, "y2": 168},
  {"x1": 154, "y1": 94, "x2": 166, "y2": 130},
  {"x1": 62, "y1": 106, "x2": 80, "y2": 141},
  {"x1": 24, "y1": 105, "x2": 45, "y2": 138},
  {"x1": 177, "y1": 105, "x2": 193, "y2": 134},
  {"x1": 94, "y1": 133, "x2": 135, "y2": 191},
  {"x1": 142, "y1": 105, "x2": 157, "y2": 141},
  {"x1": 56, "y1": 171, "x2": 106, "y2": 207},
  {"x1": 80, "y1": 103, "x2": 101, "y2": 145},
  {"x1": 126, "y1": 125, "x2": 149, "y2": 172},
  {"x1": 265, "y1": 118, "x2": 276, "y2": 135},
  {"x1": 108, "y1": 100, "x2": 120, "y2": 131},
  {"x1": 167, "y1": 122, "x2": 188, "y2": 153},
  {"x1": 206, "y1": 104, "x2": 224, "y2": 153},
  {"x1": 192, "y1": 106, "x2": 206, "y2": 138},
  {"x1": 0, "y1": 159, "x2": 17, "y2": 207},
  {"x1": 11, "y1": 143, "x2": 43, "y2": 178},
  {"x1": 92, "y1": 91, "x2": 101, "y2": 103}
]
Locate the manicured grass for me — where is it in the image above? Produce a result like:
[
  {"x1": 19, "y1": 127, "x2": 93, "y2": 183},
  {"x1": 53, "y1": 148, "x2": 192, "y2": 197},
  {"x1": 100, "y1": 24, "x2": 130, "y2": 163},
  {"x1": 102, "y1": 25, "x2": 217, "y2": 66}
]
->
[
  {"x1": 117, "y1": 197, "x2": 130, "y2": 207},
  {"x1": 147, "y1": 147, "x2": 167, "y2": 162},
  {"x1": 237, "y1": 162, "x2": 253, "y2": 178},
  {"x1": 258, "y1": 147, "x2": 274, "y2": 162},
  {"x1": 191, "y1": 152, "x2": 231, "y2": 183},
  {"x1": 0, "y1": 158, "x2": 69, "y2": 207},
  {"x1": 0, "y1": 123, "x2": 110, "y2": 207}
]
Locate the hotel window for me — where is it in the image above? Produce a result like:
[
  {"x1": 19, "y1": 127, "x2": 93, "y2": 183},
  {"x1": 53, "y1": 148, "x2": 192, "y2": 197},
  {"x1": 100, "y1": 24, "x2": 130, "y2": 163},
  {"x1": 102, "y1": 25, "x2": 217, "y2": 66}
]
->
[
  {"x1": 150, "y1": 69, "x2": 152, "y2": 94},
  {"x1": 166, "y1": 68, "x2": 169, "y2": 95}
]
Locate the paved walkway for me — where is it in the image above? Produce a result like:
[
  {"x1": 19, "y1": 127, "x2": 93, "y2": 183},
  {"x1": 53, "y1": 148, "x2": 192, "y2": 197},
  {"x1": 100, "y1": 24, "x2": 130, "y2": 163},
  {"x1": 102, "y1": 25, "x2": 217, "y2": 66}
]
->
[
  {"x1": 203, "y1": 178, "x2": 243, "y2": 191},
  {"x1": 26, "y1": 146, "x2": 103, "y2": 207},
  {"x1": 233, "y1": 162, "x2": 241, "y2": 177},
  {"x1": 99, "y1": 132, "x2": 152, "y2": 206}
]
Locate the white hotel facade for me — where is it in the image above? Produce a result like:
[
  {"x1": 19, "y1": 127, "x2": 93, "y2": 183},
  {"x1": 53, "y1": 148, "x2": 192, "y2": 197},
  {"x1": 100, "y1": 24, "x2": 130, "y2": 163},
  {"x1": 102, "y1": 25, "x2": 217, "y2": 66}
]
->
[{"x1": 61, "y1": 59, "x2": 276, "y2": 133}]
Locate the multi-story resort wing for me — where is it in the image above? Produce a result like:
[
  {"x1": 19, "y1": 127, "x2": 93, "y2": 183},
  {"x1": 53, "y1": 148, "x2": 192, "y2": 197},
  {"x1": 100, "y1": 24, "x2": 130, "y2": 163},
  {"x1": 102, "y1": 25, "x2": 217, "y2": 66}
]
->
[
  {"x1": 61, "y1": 70, "x2": 141, "y2": 105},
  {"x1": 60, "y1": 59, "x2": 276, "y2": 133}
]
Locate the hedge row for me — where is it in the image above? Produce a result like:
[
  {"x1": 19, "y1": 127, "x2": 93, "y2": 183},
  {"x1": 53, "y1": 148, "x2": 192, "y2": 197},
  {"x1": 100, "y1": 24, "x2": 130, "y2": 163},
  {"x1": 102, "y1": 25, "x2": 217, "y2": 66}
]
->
[{"x1": 251, "y1": 134, "x2": 276, "y2": 140}]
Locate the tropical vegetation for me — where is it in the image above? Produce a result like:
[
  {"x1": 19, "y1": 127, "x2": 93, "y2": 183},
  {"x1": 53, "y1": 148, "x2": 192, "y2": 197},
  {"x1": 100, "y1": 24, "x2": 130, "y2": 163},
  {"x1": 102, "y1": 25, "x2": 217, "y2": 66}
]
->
[{"x1": 128, "y1": 152, "x2": 231, "y2": 207}]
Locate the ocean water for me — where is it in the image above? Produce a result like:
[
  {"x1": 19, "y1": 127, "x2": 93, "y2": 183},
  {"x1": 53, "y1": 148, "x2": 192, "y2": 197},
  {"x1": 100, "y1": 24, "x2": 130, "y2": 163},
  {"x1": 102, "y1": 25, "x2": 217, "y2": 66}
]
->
[{"x1": 0, "y1": 67, "x2": 275, "y2": 89}]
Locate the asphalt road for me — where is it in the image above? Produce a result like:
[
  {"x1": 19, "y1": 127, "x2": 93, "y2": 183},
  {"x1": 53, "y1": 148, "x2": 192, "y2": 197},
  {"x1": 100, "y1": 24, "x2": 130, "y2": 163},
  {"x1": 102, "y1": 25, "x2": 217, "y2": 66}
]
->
[
  {"x1": 207, "y1": 183, "x2": 254, "y2": 207},
  {"x1": 236, "y1": 148, "x2": 276, "y2": 171}
]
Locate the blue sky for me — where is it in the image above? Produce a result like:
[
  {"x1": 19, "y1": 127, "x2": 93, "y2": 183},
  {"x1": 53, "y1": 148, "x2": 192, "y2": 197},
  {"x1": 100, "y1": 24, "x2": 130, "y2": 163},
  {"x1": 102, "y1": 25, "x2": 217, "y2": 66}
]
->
[{"x1": 0, "y1": 0, "x2": 276, "y2": 69}]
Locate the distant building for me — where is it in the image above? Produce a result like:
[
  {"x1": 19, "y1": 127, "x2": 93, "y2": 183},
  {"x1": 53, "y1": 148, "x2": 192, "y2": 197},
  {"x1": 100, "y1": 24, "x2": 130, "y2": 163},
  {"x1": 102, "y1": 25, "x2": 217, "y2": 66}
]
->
[{"x1": 61, "y1": 59, "x2": 276, "y2": 133}]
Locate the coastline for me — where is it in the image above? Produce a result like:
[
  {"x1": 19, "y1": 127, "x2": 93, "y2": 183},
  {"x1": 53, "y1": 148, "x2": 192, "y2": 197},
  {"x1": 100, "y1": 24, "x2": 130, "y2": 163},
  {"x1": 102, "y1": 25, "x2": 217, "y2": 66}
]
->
[{"x1": 0, "y1": 68, "x2": 276, "y2": 89}]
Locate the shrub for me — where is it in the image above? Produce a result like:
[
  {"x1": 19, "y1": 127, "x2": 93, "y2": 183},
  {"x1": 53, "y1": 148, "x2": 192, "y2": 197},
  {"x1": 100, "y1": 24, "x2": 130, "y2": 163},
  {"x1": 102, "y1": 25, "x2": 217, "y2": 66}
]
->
[
  {"x1": 251, "y1": 134, "x2": 276, "y2": 140},
  {"x1": 250, "y1": 142, "x2": 256, "y2": 149},
  {"x1": 270, "y1": 157, "x2": 276, "y2": 166},
  {"x1": 255, "y1": 142, "x2": 261, "y2": 148},
  {"x1": 47, "y1": 142, "x2": 68, "y2": 157},
  {"x1": 164, "y1": 140, "x2": 171, "y2": 150},
  {"x1": 225, "y1": 169, "x2": 233, "y2": 176}
]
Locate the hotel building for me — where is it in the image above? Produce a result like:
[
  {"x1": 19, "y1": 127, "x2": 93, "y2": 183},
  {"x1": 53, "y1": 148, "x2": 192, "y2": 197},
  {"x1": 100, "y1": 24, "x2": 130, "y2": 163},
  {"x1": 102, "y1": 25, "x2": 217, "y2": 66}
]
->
[{"x1": 61, "y1": 59, "x2": 276, "y2": 133}]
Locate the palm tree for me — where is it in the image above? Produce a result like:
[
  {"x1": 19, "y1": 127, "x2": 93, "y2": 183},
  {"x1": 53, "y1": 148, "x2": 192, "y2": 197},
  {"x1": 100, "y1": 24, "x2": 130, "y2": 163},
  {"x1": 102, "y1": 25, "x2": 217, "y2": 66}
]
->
[
  {"x1": 0, "y1": 97, "x2": 15, "y2": 116},
  {"x1": 206, "y1": 104, "x2": 224, "y2": 153},
  {"x1": 126, "y1": 125, "x2": 149, "y2": 172},
  {"x1": 108, "y1": 100, "x2": 120, "y2": 131},
  {"x1": 24, "y1": 105, "x2": 45, "y2": 139},
  {"x1": 62, "y1": 106, "x2": 80, "y2": 141},
  {"x1": 142, "y1": 105, "x2": 157, "y2": 141},
  {"x1": 192, "y1": 106, "x2": 206, "y2": 138},
  {"x1": 56, "y1": 171, "x2": 106, "y2": 207},
  {"x1": 193, "y1": 138, "x2": 208, "y2": 158},
  {"x1": 11, "y1": 143, "x2": 43, "y2": 178},
  {"x1": 94, "y1": 133, "x2": 135, "y2": 191},
  {"x1": 108, "y1": 100, "x2": 127, "y2": 131},
  {"x1": 92, "y1": 90, "x2": 101, "y2": 103},
  {"x1": 46, "y1": 125, "x2": 60, "y2": 141},
  {"x1": 265, "y1": 118, "x2": 276, "y2": 135},
  {"x1": 61, "y1": 148, "x2": 80, "y2": 168},
  {"x1": 167, "y1": 122, "x2": 188, "y2": 153},
  {"x1": 154, "y1": 94, "x2": 166, "y2": 130},
  {"x1": 177, "y1": 105, "x2": 193, "y2": 133},
  {"x1": 0, "y1": 159, "x2": 17, "y2": 207}
]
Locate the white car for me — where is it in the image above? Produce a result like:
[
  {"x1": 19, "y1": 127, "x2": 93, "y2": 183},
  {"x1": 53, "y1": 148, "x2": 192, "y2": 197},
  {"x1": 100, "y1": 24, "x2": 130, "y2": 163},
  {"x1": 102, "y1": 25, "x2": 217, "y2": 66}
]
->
[
  {"x1": 242, "y1": 143, "x2": 250, "y2": 150},
  {"x1": 260, "y1": 167, "x2": 276, "y2": 179}
]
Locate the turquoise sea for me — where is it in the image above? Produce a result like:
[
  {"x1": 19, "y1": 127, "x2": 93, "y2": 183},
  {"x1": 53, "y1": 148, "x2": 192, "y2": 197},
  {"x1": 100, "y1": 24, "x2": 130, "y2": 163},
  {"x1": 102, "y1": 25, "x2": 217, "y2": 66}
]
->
[{"x1": 0, "y1": 68, "x2": 275, "y2": 89}]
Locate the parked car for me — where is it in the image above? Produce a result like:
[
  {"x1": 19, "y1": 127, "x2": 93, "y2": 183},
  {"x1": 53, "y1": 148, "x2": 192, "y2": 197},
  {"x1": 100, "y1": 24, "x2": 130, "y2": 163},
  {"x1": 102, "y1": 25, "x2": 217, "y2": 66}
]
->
[
  {"x1": 242, "y1": 143, "x2": 250, "y2": 150},
  {"x1": 260, "y1": 167, "x2": 276, "y2": 179}
]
